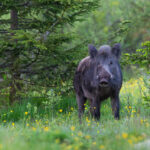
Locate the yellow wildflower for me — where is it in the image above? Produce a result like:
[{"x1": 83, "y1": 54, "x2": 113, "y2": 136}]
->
[
  {"x1": 71, "y1": 126, "x2": 75, "y2": 131},
  {"x1": 85, "y1": 135, "x2": 91, "y2": 139},
  {"x1": 32, "y1": 127, "x2": 36, "y2": 131},
  {"x1": 132, "y1": 110, "x2": 136, "y2": 113},
  {"x1": 86, "y1": 117, "x2": 90, "y2": 123},
  {"x1": 128, "y1": 139, "x2": 132, "y2": 144},
  {"x1": 25, "y1": 112, "x2": 28, "y2": 115},
  {"x1": 140, "y1": 120, "x2": 144, "y2": 124},
  {"x1": 59, "y1": 109, "x2": 63, "y2": 113},
  {"x1": 12, "y1": 122, "x2": 15, "y2": 126},
  {"x1": 128, "y1": 106, "x2": 132, "y2": 109},
  {"x1": 99, "y1": 145, "x2": 105, "y2": 149},
  {"x1": 44, "y1": 127, "x2": 49, "y2": 132},
  {"x1": 122, "y1": 132, "x2": 128, "y2": 139},
  {"x1": 26, "y1": 123, "x2": 30, "y2": 127}
]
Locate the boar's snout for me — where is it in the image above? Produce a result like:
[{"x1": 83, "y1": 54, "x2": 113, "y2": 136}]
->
[
  {"x1": 97, "y1": 66, "x2": 111, "y2": 87},
  {"x1": 99, "y1": 78, "x2": 109, "y2": 87}
]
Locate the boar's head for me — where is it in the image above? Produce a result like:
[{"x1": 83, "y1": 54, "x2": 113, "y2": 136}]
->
[{"x1": 88, "y1": 44, "x2": 121, "y2": 88}]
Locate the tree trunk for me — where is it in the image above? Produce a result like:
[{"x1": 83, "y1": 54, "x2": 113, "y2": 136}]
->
[
  {"x1": 9, "y1": 9, "x2": 20, "y2": 105},
  {"x1": 11, "y1": 9, "x2": 18, "y2": 30}
]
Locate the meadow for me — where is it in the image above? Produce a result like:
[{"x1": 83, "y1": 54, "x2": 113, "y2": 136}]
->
[
  {"x1": 0, "y1": 1, "x2": 150, "y2": 150},
  {"x1": 0, "y1": 72, "x2": 149, "y2": 150}
]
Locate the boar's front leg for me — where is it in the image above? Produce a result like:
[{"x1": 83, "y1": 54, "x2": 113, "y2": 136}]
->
[
  {"x1": 111, "y1": 94, "x2": 120, "y2": 120},
  {"x1": 90, "y1": 99, "x2": 101, "y2": 120},
  {"x1": 76, "y1": 94, "x2": 87, "y2": 122}
]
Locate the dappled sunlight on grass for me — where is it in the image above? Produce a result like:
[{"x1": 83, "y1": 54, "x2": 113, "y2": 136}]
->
[{"x1": 120, "y1": 77, "x2": 146, "y2": 101}]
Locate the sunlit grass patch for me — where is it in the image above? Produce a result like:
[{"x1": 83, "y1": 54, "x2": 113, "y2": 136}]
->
[
  {"x1": 120, "y1": 76, "x2": 150, "y2": 117},
  {"x1": 120, "y1": 77, "x2": 146, "y2": 101}
]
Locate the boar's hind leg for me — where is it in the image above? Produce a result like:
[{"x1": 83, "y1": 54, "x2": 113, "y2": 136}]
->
[
  {"x1": 76, "y1": 94, "x2": 87, "y2": 121},
  {"x1": 90, "y1": 99, "x2": 100, "y2": 120},
  {"x1": 111, "y1": 95, "x2": 120, "y2": 120}
]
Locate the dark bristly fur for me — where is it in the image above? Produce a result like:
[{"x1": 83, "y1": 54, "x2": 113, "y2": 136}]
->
[{"x1": 73, "y1": 44, "x2": 122, "y2": 122}]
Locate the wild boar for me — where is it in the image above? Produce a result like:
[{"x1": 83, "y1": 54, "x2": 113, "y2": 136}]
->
[{"x1": 73, "y1": 44, "x2": 122, "y2": 121}]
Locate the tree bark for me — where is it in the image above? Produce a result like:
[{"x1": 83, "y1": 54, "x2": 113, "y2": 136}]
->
[
  {"x1": 9, "y1": 9, "x2": 20, "y2": 105},
  {"x1": 11, "y1": 9, "x2": 18, "y2": 30}
]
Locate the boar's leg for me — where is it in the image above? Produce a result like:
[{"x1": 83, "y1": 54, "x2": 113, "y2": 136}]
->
[
  {"x1": 76, "y1": 94, "x2": 87, "y2": 122},
  {"x1": 90, "y1": 99, "x2": 101, "y2": 120},
  {"x1": 111, "y1": 95, "x2": 120, "y2": 119}
]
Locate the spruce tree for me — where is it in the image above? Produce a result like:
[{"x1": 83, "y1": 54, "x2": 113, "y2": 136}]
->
[{"x1": 0, "y1": 0, "x2": 99, "y2": 104}]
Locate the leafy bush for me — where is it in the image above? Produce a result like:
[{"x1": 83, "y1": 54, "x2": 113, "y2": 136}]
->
[
  {"x1": 142, "y1": 75, "x2": 150, "y2": 108},
  {"x1": 122, "y1": 41, "x2": 150, "y2": 109}
]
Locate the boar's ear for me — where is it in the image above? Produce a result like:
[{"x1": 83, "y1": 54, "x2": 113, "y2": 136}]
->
[
  {"x1": 112, "y1": 43, "x2": 121, "y2": 59},
  {"x1": 88, "y1": 44, "x2": 98, "y2": 58}
]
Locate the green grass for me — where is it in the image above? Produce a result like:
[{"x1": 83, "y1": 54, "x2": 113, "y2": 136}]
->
[
  {"x1": 0, "y1": 76, "x2": 149, "y2": 150},
  {"x1": 0, "y1": 114, "x2": 149, "y2": 150}
]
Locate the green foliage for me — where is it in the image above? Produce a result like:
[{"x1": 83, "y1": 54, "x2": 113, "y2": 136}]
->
[
  {"x1": 142, "y1": 75, "x2": 150, "y2": 108},
  {"x1": 122, "y1": 41, "x2": 150, "y2": 109},
  {"x1": 72, "y1": 0, "x2": 150, "y2": 52},
  {"x1": 122, "y1": 41, "x2": 150, "y2": 68},
  {"x1": 0, "y1": 0, "x2": 99, "y2": 104}
]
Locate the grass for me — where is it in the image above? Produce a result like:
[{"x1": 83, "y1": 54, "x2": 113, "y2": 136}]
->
[
  {"x1": 0, "y1": 76, "x2": 149, "y2": 150},
  {"x1": 0, "y1": 115, "x2": 149, "y2": 150}
]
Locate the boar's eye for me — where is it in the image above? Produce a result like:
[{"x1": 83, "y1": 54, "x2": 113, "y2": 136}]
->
[{"x1": 109, "y1": 61, "x2": 113, "y2": 65}]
